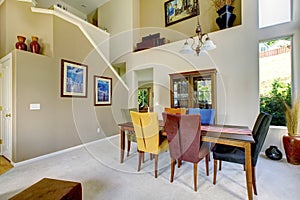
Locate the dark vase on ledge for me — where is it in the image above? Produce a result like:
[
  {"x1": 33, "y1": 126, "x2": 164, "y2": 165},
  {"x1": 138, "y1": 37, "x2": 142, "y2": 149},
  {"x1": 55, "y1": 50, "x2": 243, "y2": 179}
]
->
[
  {"x1": 15, "y1": 35, "x2": 27, "y2": 51},
  {"x1": 30, "y1": 36, "x2": 41, "y2": 54},
  {"x1": 216, "y1": 4, "x2": 236, "y2": 30}
]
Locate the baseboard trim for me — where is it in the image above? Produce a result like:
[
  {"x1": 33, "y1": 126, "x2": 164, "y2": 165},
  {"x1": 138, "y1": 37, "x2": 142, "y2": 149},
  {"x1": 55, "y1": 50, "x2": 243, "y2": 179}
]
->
[{"x1": 14, "y1": 134, "x2": 119, "y2": 167}]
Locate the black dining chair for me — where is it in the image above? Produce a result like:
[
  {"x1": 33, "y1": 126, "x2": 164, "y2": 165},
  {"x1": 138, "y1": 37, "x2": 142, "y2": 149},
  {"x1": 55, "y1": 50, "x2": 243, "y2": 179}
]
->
[
  {"x1": 212, "y1": 112, "x2": 272, "y2": 195},
  {"x1": 216, "y1": 112, "x2": 267, "y2": 170}
]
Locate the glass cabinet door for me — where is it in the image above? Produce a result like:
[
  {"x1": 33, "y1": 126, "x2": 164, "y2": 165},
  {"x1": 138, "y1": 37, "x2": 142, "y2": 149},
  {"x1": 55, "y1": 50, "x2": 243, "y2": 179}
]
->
[
  {"x1": 172, "y1": 77, "x2": 189, "y2": 108},
  {"x1": 193, "y1": 76, "x2": 212, "y2": 108}
]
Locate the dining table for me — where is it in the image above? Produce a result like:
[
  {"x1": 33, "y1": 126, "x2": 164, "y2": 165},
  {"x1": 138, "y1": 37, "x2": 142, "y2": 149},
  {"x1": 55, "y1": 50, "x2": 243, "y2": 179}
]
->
[{"x1": 118, "y1": 121, "x2": 255, "y2": 200}]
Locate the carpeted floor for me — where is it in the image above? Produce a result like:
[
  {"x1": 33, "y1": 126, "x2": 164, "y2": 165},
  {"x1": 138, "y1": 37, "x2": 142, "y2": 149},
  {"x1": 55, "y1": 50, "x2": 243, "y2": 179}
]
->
[
  {"x1": 0, "y1": 156, "x2": 13, "y2": 176},
  {"x1": 0, "y1": 135, "x2": 299, "y2": 200}
]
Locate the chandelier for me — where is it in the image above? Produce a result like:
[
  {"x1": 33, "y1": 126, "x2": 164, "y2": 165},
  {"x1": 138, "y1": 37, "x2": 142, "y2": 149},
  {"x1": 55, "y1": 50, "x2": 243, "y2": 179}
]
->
[{"x1": 180, "y1": 18, "x2": 216, "y2": 56}]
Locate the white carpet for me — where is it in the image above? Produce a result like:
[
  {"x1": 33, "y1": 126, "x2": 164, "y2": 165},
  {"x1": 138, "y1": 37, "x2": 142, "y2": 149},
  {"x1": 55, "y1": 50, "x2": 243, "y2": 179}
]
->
[{"x1": 0, "y1": 135, "x2": 299, "y2": 200}]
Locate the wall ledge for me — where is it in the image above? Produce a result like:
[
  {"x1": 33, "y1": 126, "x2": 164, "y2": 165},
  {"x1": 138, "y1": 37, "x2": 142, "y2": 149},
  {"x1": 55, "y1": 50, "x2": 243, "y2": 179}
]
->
[
  {"x1": 269, "y1": 125, "x2": 287, "y2": 130},
  {"x1": 17, "y1": 0, "x2": 37, "y2": 6}
]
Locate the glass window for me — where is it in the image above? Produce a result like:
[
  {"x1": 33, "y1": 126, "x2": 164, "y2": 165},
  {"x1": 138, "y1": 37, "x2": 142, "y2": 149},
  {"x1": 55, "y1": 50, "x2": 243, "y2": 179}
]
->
[
  {"x1": 259, "y1": 0, "x2": 291, "y2": 28},
  {"x1": 259, "y1": 36, "x2": 292, "y2": 126}
]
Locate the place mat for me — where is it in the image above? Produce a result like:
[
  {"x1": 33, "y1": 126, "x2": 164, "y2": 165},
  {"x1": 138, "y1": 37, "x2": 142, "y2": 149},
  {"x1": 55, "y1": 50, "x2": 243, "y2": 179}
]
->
[{"x1": 201, "y1": 125, "x2": 252, "y2": 135}]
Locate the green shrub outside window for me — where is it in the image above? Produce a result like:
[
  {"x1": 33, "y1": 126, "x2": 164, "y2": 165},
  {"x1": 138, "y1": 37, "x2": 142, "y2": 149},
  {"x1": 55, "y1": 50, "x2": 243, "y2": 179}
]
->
[{"x1": 260, "y1": 78, "x2": 291, "y2": 126}]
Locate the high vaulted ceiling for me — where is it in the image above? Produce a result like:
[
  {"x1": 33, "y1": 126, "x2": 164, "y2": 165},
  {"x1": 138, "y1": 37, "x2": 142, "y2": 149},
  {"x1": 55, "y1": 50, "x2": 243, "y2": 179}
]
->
[{"x1": 36, "y1": 0, "x2": 109, "y2": 15}]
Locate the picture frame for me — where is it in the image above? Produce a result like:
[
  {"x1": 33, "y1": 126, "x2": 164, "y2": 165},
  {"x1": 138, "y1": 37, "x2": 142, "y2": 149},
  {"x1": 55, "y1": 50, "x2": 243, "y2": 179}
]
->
[
  {"x1": 164, "y1": 0, "x2": 199, "y2": 27},
  {"x1": 94, "y1": 76, "x2": 112, "y2": 106},
  {"x1": 61, "y1": 59, "x2": 88, "y2": 98}
]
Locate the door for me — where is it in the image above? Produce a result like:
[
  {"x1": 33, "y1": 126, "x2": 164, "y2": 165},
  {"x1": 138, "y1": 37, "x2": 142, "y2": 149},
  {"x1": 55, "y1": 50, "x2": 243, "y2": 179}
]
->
[
  {"x1": 0, "y1": 53, "x2": 13, "y2": 161},
  {"x1": 192, "y1": 75, "x2": 213, "y2": 108}
]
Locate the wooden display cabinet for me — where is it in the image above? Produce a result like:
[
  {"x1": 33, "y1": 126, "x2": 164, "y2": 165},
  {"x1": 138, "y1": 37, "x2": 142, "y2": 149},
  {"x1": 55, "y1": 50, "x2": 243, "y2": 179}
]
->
[{"x1": 169, "y1": 69, "x2": 217, "y2": 109}]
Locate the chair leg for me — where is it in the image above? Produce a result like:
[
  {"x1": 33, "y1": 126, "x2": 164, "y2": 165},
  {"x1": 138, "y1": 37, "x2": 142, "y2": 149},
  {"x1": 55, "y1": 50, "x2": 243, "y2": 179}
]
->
[
  {"x1": 154, "y1": 154, "x2": 158, "y2": 178},
  {"x1": 127, "y1": 140, "x2": 131, "y2": 157},
  {"x1": 178, "y1": 159, "x2": 182, "y2": 168},
  {"x1": 194, "y1": 163, "x2": 198, "y2": 192},
  {"x1": 205, "y1": 154, "x2": 209, "y2": 176},
  {"x1": 138, "y1": 151, "x2": 143, "y2": 172},
  {"x1": 252, "y1": 167, "x2": 257, "y2": 195},
  {"x1": 219, "y1": 160, "x2": 222, "y2": 171},
  {"x1": 170, "y1": 158, "x2": 176, "y2": 183},
  {"x1": 213, "y1": 159, "x2": 217, "y2": 185}
]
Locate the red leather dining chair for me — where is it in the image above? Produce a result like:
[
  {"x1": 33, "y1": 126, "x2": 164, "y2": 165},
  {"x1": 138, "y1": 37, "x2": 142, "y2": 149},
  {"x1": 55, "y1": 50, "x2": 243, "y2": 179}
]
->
[
  {"x1": 130, "y1": 111, "x2": 169, "y2": 178},
  {"x1": 162, "y1": 112, "x2": 210, "y2": 192},
  {"x1": 212, "y1": 112, "x2": 272, "y2": 195}
]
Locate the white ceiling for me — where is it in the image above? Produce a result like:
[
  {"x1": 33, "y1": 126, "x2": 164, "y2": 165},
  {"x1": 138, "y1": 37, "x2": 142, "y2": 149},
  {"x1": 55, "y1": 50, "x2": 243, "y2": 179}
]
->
[{"x1": 36, "y1": 0, "x2": 109, "y2": 15}]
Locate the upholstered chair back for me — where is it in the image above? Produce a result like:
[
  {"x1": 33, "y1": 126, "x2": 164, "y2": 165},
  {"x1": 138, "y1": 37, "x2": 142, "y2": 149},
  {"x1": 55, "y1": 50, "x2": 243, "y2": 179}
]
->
[
  {"x1": 188, "y1": 108, "x2": 215, "y2": 125},
  {"x1": 130, "y1": 111, "x2": 160, "y2": 154},
  {"x1": 164, "y1": 107, "x2": 187, "y2": 115}
]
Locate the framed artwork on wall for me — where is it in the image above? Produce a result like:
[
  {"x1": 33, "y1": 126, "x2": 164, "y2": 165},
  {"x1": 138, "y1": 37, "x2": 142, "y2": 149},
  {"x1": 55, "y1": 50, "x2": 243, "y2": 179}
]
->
[
  {"x1": 164, "y1": 0, "x2": 199, "y2": 27},
  {"x1": 61, "y1": 59, "x2": 88, "y2": 98},
  {"x1": 94, "y1": 75, "x2": 112, "y2": 106}
]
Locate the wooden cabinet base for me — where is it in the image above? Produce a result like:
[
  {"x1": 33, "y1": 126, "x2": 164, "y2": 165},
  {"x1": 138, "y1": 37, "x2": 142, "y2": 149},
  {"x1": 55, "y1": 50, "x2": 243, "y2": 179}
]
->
[{"x1": 9, "y1": 178, "x2": 82, "y2": 200}]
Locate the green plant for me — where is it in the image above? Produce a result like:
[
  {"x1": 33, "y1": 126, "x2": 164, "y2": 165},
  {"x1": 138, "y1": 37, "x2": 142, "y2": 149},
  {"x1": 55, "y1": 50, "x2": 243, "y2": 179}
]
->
[
  {"x1": 138, "y1": 88, "x2": 148, "y2": 108},
  {"x1": 282, "y1": 97, "x2": 300, "y2": 136},
  {"x1": 211, "y1": 0, "x2": 235, "y2": 10},
  {"x1": 260, "y1": 79, "x2": 291, "y2": 126}
]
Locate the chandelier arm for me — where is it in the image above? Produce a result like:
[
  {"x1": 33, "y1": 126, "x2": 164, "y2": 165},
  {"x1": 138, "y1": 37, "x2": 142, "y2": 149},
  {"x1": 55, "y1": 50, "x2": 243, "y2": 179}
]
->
[{"x1": 189, "y1": 37, "x2": 197, "y2": 51}]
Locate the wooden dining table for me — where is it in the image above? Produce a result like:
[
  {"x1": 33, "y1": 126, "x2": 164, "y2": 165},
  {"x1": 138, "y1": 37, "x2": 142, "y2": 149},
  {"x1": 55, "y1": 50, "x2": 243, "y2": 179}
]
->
[{"x1": 118, "y1": 121, "x2": 255, "y2": 200}]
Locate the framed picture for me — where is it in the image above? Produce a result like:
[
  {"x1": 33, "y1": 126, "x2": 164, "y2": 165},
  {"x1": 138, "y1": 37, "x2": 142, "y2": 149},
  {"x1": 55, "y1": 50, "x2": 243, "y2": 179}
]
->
[
  {"x1": 94, "y1": 76, "x2": 112, "y2": 106},
  {"x1": 61, "y1": 59, "x2": 88, "y2": 98},
  {"x1": 164, "y1": 0, "x2": 199, "y2": 27}
]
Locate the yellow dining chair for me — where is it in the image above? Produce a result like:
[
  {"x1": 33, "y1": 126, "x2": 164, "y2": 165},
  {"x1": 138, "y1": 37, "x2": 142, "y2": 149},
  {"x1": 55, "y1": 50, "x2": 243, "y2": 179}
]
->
[
  {"x1": 130, "y1": 111, "x2": 169, "y2": 178},
  {"x1": 164, "y1": 107, "x2": 187, "y2": 115}
]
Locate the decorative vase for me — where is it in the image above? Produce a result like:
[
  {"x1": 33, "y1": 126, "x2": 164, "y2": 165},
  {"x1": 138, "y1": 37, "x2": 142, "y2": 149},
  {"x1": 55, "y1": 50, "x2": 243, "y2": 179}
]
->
[
  {"x1": 265, "y1": 145, "x2": 283, "y2": 160},
  {"x1": 216, "y1": 4, "x2": 236, "y2": 30},
  {"x1": 15, "y1": 35, "x2": 27, "y2": 51},
  {"x1": 30, "y1": 36, "x2": 41, "y2": 54},
  {"x1": 282, "y1": 135, "x2": 300, "y2": 165}
]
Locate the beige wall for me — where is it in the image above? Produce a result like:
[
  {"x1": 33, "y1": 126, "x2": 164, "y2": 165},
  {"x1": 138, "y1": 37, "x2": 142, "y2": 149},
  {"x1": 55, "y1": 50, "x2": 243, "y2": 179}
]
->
[
  {"x1": 98, "y1": 0, "x2": 133, "y2": 36},
  {"x1": 98, "y1": 0, "x2": 134, "y2": 62},
  {"x1": 0, "y1": 0, "x2": 6, "y2": 56},
  {"x1": 1, "y1": 0, "x2": 127, "y2": 162},
  {"x1": 1, "y1": 0, "x2": 54, "y2": 58}
]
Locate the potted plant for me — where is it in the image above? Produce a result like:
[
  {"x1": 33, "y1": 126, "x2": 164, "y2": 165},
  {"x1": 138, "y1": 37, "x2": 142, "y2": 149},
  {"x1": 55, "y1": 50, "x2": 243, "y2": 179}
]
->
[
  {"x1": 211, "y1": 0, "x2": 236, "y2": 29},
  {"x1": 282, "y1": 97, "x2": 300, "y2": 165}
]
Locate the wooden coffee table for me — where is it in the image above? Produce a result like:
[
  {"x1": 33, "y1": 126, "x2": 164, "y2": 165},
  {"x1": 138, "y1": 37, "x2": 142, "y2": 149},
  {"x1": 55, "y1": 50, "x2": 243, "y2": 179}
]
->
[{"x1": 9, "y1": 178, "x2": 82, "y2": 200}]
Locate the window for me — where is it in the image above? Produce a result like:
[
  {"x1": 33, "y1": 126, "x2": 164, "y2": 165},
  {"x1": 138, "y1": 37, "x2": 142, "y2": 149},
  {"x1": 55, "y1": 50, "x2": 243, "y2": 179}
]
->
[
  {"x1": 138, "y1": 88, "x2": 149, "y2": 110},
  {"x1": 259, "y1": 36, "x2": 292, "y2": 126},
  {"x1": 259, "y1": 0, "x2": 291, "y2": 28}
]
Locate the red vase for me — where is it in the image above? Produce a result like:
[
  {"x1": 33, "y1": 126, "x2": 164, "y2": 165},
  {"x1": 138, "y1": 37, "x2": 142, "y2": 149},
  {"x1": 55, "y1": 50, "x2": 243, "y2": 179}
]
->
[
  {"x1": 30, "y1": 36, "x2": 41, "y2": 54},
  {"x1": 15, "y1": 35, "x2": 27, "y2": 51},
  {"x1": 282, "y1": 135, "x2": 300, "y2": 165}
]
